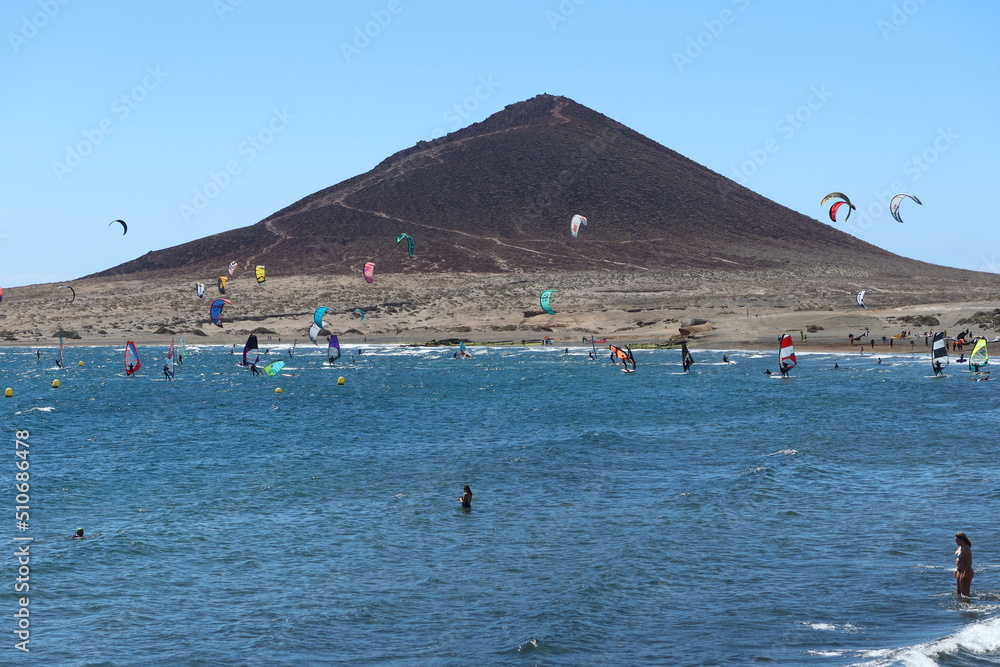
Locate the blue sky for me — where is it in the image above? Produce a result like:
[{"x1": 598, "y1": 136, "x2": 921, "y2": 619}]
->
[{"x1": 3, "y1": 1, "x2": 997, "y2": 286}]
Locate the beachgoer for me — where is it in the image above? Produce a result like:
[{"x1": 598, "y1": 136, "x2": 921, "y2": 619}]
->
[
  {"x1": 955, "y1": 532, "x2": 973, "y2": 596},
  {"x1": 458, "y1": 485, "x2": 472, "y2": 508}
]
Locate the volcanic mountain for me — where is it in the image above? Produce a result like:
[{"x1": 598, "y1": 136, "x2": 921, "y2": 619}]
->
[{"x1": 89, "y1": 94, "x2": 956, "y2": 279}]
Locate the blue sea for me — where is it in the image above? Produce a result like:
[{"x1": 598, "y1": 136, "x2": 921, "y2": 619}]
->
[{"x1": 3, "y1": 342, "x2": 1000, "y2": 666}]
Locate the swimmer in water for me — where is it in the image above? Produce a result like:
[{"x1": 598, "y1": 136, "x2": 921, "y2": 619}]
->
[
  {"x1": 457, "y1": 485, "x2": 472, "y2": 508},
  {"x1": 955, "y1": 532, "x2": 973, "y2": 596}
]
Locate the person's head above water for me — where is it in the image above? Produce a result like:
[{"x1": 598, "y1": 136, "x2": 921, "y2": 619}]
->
[{"x1": 75, "y1": 528, "x2": 84, "y2": 537}]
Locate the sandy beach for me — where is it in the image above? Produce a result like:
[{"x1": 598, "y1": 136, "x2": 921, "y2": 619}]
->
[{"x1": 2, "y1": 267, "x2": 997, "y2": 354}]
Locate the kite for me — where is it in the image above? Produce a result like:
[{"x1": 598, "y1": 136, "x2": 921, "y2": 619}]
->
[
  {"x1": 263, "y1": 360, "x2": 286, "y2": 376},
  {"x1": 570, "y1": 214, "x2": 588, "y2": 238},
  {"x1": 228, "y1": 261, "x2": 241, "y2": 277},
  {"x1": 59, "y1": 285, "x2": 76, "y2": 303},
  {"x1": 210, "y1": 298, "x2": 232, "y2": 328},
  {"x1": 539, "y1": 289, "x2": 558, "y2": 315},
  {"x1": 196, "y1": 282, "x2": 205, "y2": 299},
  {"x1": 217, "y1": 276, "x2": 228, "y2": 295},
  {"x1": 109, "y1": 219, "x2": 127, "y2": 234},
  {"x1": 828, "y1": 200, "x2": 856, "y2": 222},
  {"x1": 889, "y1": 193, "x2": 922, "y2": 223},
  {"x1": 352, "y1": 308, "x2": 366, "y2": 323},
  {"x1": 255, "y1": 265, "x2": 266, "y2": 286},
  {"x1": 396, "y1": 233, "x2": 415, "y2": 258},
  {"x1": 313, "y1": 307, "x2": 333, "y2": 328},
  {"x1": 363, "y1": 262, "x2": 375, "y2": 284}
]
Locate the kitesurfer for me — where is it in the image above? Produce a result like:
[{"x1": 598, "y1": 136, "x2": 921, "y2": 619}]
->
[
  {"x1": 764, "y1": 369, "x2": 772, "y2": 375},
  {"x1": 955, "y1": 532, "x2": 973, "y2": 596},
  {"x1": 457, "y1": 485, "x2": 472, "y2": 509},
  {"x1": 722, "y1": 355, "x2": 729, "y2": 364},
  {"x1": 250, "y1": 363, "x2": 260, "y2": 376},
  {"x1": 834, "y1": 363, "x2": 839, "y2": 369}
]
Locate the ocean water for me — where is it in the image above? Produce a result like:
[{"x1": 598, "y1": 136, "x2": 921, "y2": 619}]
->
[{"x1": 3, "y1": 342, "x2": 1000, "y2": 666}]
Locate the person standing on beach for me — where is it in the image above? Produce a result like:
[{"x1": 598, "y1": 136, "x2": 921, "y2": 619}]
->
[
  {"x1": 955, "y1": 532, "x2": 973, "y2": 596},
  {"x1": 457, "y1": 485, "x2": 472, "y2": 508}
]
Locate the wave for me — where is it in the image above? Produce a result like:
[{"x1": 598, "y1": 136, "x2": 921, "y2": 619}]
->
[
  {"x1": 851, "y1": 615, "x2": 1000, "y2": 666},
  {"x1": 15, "y1": 406, "x2": 56, "y2": 414}
]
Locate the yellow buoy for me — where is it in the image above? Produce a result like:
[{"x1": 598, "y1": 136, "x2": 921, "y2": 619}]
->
[
  {"x1": 52, "y1": 379, "x2": 60, "y2": 389},
  {"x1": 78, "y1": 361, "x2": 85, "y2": 366},
  {"x1": 4, "y1": 388, "x2": 12, "y2": 397},
  {"x1": 274, "y1": 387, "x2": 282, "y2": 394},
  {"x1": 337, "y1": 377, "x2": 345, "y2": 385}
]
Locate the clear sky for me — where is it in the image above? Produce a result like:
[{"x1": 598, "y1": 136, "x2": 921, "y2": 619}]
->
[{"x1": 3, "y1": 1, "x2": 997, "y2": 286}]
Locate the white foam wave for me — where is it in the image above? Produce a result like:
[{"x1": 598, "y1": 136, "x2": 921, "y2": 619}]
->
[
  {"x1": 851, "y1": 616, "x2": 1000, "y2": 666},
  {"x1": 768, "y1": 448, "x2": 798, "y2": 457},
  {"x1": 16, "y1": 406, "x2": 56, "y2": 414}
]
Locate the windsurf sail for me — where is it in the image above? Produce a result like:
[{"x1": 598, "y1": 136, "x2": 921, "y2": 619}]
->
[
  {"x1": 124, "y1": 340, "x2": 141, "y2": 376},
  {"x1": 969, "y1": 338, "x2": 989, "y2": 370},
  {"x1": 165, "y1": 337, "x2": 175, "y2": 379},
  {"x1": 243, "y1": 334, "x2": 259, "y2": 366},
  {"x1": 289, "y1": 339, "x2": 296, "y2": 357},
  {"x1": 328, "y1": 335, "x2": 341, "y2": 363},
  {"x1": 396, "y1": 233, "x2": 415, "y2": 258},
  {"x1": 196, "y1": 282, "x2": 205, "y2": 299},
  {"x1": 779, "y1": 334, "x2": 797, "y2": 373},
  {"x1": 570, "y1": 214, "x2": 588, "y2": 238},
  {"x1": 262, "y1": 360, "x2": 285, "y2": 376},
  {"x1": 217, "y1": 276, "x2": 228, "y2": 294},
  {"x1": 931, "y1": 332, "x2": 949, "y2": 374},
  {"x1": 313, "y1": 307, "x2": 333, "y2": 328},
  {"x1": 681, "y1": 342, "x2": 695, "y2": 372},
  {"x1": 856, "y1": 290, "x2": 867, "y2": 308},
  {"x1": 210, "y1": 298, "x2": 232, "y2": 328},
  {"x1": 255, "y1": 265, "x2": 266, "y2": 286},
  {"x1": 540, "y1": 289, "x2": 558, "y2": 315},
  {"x1": 458, "y1": 340, "x2": 472, "y2": 358},
  {"x1": 609, "y1": 344, "x2": 635, "y2": 370},
  {"x1": 177, "y1": 335, "x2": 186, "y2": 364},
  {"x1": 58, "y1": 337, "x2": 65, "y2": 368},
  {"x1": 363, "y1": 262, "x2": 375, "y2": 284}
]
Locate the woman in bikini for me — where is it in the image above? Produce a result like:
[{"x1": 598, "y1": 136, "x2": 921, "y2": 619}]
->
[{"x1": 955, "y1": 532, "x2": 973, "y2": 596}]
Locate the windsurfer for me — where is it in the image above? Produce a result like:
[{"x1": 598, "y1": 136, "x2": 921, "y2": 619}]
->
[
  {"x1": 457, "y1": 485, "x2": 472, "y2": 509},
  {"x1": 250, "y1": 363, "x2": 260, "y2": 376},
  {"x1": 127, "y1": 362, "x2": 134, "y2": 374},
  {"x1": 955, "y1": 532, "x2": 973, "y2": 596},
  {"x1": 162, "y1": 364, "x2": 173, "y2": 380},
  {"x1": 55, "y1": 358, "x2": 62, "y2": 368},
  {"x1": 36, "y1": 350, "x2": 40, "y2": 362},
  {"x1": 779, "y1": 363, "x2": 790, "y2": 378},
  {"x1": 933, "y1": 361, "x2": 944, "y2": 376}
]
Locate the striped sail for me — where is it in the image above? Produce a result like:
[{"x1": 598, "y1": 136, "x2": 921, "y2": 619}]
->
[
  {"x1": 931, "y1": 332, "x2": 949, "y2": 372},
  {"x1": 779, "y1": 334, "x2": 797, "y2": 370}
]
